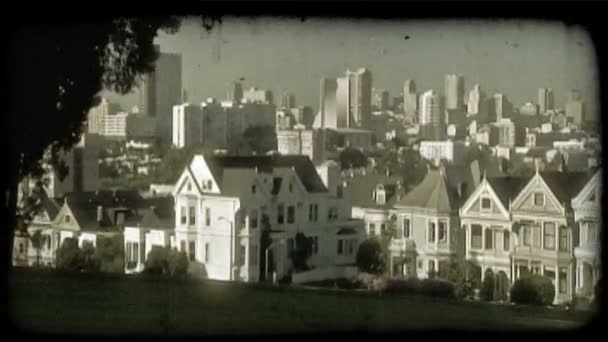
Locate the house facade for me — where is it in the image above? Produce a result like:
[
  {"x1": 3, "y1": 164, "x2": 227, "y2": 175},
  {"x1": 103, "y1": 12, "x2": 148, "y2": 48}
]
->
[
  {"x1": 169, "y1": 154, "x2": 365, "y2": 283},
  {"x1": 571, "y1": 169, "x2": 601, "y2": 300}
]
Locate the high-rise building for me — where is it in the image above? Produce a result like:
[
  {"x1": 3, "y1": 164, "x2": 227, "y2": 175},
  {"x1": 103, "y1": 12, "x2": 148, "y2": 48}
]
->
[
  {"x1": 139, "y1": 45, "x2": 183, "y2": 144},
  {"x1": 372, "y1": 88, "x2": 390, "y2": 111},
  {"x1": 346, "y1": 68, "x2": 372, "y2": 128},
  {"x1": 172, "y1": 104, "x2": 203, "y2": 149},
  {"x1": 243, "y1": 87, "x2": 274, "y2": 104},
  {"x1": 336, "y1": 77, "x2": 350, "y2": 128},
  {"x1": 280, "y1": 91, "x2": 296, "y2": 109},
  {"x1": 314, "y1": 78, "x2": 338, "y2": 129},
  {"x1": 419, "y1": 90, "x2": 444, "y2": 125},
  {"x1": 520, "y1": 102, "x2": 539, "y2": 116},
  {"x1": 403, "y1": 79, "x2": 417, "y2": 116},
  {"x1": 490, "y1": 118, "x2": 523, "y2": 147},
  {"x1": 445, "y1": 74, "x2": 465, "y2": 110},
  {"x1": 467, "y1": 84, "x2": 485, "y2": 116},
  {"x1": 87, "y1": 98, "x2": 122, "y2": 134},
  {"x1": 538, "y1": 88, "x2": 554, "y2": 115},
  {"x1": 227, "y1": 82, "x2": 243, "y2": 104},
  {"x1": 488, "y1": 93, "x2": 514, "y2": 122},
  {"x1": 565, "y1": 89, "x2": 586, "y2": 125}
]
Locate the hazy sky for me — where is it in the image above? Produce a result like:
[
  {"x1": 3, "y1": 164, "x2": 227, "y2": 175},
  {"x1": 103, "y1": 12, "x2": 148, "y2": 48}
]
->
[{"x1": 104, "y1": 17, "x2": 599, "y2": 119}]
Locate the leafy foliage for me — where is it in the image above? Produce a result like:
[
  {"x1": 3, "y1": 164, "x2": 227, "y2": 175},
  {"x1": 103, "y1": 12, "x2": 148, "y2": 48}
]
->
[
  {"x1": 228, "y1": 125, "x2": 277, "y2": 155},
  {"x1": 93, "y1": 235, "x2": 124, "y2": 273},
  {"x1": 168, "y1": 250, "x2": 189, "y2": 277},
  {"x1": 356, "y1": 238, "x2": 385, "y2": 274},
  {"x1": 510, "y1": 275, "x2": 555, "y2": 306},
  {"x1": 56, "y1": 238, "x2": 84, "y2": 272},
  {"x1": 339, "y1": 148, "x2": 368, "y2": 170},
  {"x1": 289, "y1": 232, "x2": 313, "y2": 272},
  {"x1": 437, "y1": 260, "x2": 477, "y2": 300},
  {"x1": 144, "y1": 246, "x2": 170, "y2": 275},
  {"x1": 30, "y1": 230, "x2": 44, "y2": 267},
  {"x1": 480, "y1": 270, "x2": 496, "y2": 301}
]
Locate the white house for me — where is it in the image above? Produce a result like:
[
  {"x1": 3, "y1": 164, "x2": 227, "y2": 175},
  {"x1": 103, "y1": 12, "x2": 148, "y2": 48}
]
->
[{"x1": 169, "y1": 154, "x2": 365, "y2": 283}]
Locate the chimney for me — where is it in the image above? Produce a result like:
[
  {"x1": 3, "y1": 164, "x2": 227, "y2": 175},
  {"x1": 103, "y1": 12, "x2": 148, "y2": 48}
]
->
[{"x1": 97, "y1": 205, "x2": 103, "y2": 222}]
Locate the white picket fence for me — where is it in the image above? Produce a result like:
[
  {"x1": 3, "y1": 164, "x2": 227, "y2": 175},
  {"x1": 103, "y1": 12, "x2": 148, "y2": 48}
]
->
[{"x1": 292, "y1": 266, "x2": 358, "y2": 284}]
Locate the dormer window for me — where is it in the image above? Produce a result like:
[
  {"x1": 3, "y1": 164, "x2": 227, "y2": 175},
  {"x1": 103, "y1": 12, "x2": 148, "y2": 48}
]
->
[
  {"x1": 374, "y1": 185, "x2": 386, "y2": 205},
  {"x1": 64, "y1": 215, "x2": 71, "y2": 223},
  {"x1": 207, "y1": 180, "x2": 213, "y2": 191},
  {"x1": 480, "y1": 196, "x2": 492, "y2": 211},
  {"x1": 533, "y1": 192, "x2": 545, "y2": 206}
]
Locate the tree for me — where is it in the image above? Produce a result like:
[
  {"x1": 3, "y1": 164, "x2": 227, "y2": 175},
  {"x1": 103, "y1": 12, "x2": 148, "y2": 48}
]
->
[
  {"x1": 379, "y1": 212, "x2": 399, "y2": 275},
  {"x1": 30, "y1": 230, "x2": 43, "y2": 267},
  {"x1": 168, "y1": 249, "x2": 189, "y2": 277},
  {"x1": 151, "y1": 147, "x2": 194, "y2": 184},
  {"x1": 356, "y1": 238, "x2": 384, "y2": 274},
  {"x1": 81, "y1": 242, "x2": 100, "y2": 273},
  {"x1": 399, "y1": 147, "x2": 427, "y2": 190},
  {"x1": 56, "y1": 238, "x2": 84, "y2": 272},
  {"x1": 339, "y1": 148, "x2": 367, "y2": 170},
  {"x1": 92, "y1": 235, "x2": 124, "y2": 273},
  {"x1": 510, "y1": 275, "x2": 555, "y2": 306},
  {"x1": 228, "y1": 125, "x2": 277, "y2": 155},
  {"x1": 480, "y1": 270, "x2": 496, "y2": 301},
  {"x1": 289, "y1": 232, "x2": 313, "y2": 272},
  {"x1": 144, "y1": 246, "x2": 170, "y2": 275},
  {"x1": 437, "y1": 260, "x2": 476, "y2": 300}
]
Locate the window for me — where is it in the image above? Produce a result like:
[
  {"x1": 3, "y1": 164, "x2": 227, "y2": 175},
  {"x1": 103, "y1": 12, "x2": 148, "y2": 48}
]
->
[
  {"x1": 204, "y1": 243, "x2": 210, "y2": 263},
  {"x1": 395, "y1": 225, "x2": 403, "y2": 239},
  {"x1": 369, "y1": 223, "x2": 376, "y2": 236},
  {"x1": 277, "y1": 204, "x2": 285, "y2": 224},
  {"x1": 438, "y1": 221, "x2": 447, "y2": 243},
  {"x1": 289, "y1": 183, "x2": 293, "y2": 192},
  {"x1": 238, "y1": 245, "x2": 246, "y2": 266},
  {"x1": 250, "y1": 245, "x2": 258, "y2": 265},
  {"x1": 543, "y1": 222, "x2": 556, "y2": 250},
  {"x1": 533, "y1": 192, "x2": 544, "y2": 206},
  {"x1": 64, "y1": 215, "x2": 71, "y2": 223},
  {"x1": 19, "y1": 243, "x2": 24, "y2": 254},
  {"x1": 252, "y1": 185, "x2": 256, "y2": 194},
  {"x1": 308, "y1": 204, "x2": 313, "y2": 221},
  {"x1": 428, "y1": 260, "x2": 436, "y2": 273},
  {"x1": 381, "y1": 223, "x2": 387, "y2": 236},
  {"x1": 240, "y1": 208, "x2": 247, "y2": 228},
  {"x1": 587, "y1": 222, "x2": 596, "y2": 243},
  {"x1": 485, "y1": 228, "x2": 493, "y2": 250},
  {"x1": 180, "y1": 240, "x2": 186, "y2": 252},
  {"x1": 559, "y1": 268, "x2": 568, "y2": 294},
  {"x1": 287, "y1": 206, "x2": 295, "y2": 224},
  {"x1": 189, "y1": 206, "x2": 196, "y2": 225},
  {"x1": 181, "y1": 206, "x2": 187, "y2": 224},
  {"x1": 532, "y1": 226, "x2": 541, "y2": 248},
  {"x1": 287, "y1": 238, "x2": 295, "y2": 256},
  {"x1": 133, "y1": 243, "x2": 139, "y2": 263},
  {"x1": 314, "y1": 204, "x2": 319, "y2": 221},
  {"x1": 249, "y1": 209, "x2": 258, "y2": 229},
  {"x1": 189, "y1": 241, "x2": 196, "y2": 262},
  {"x1": 471, "y1": 225, "x2": 482, "y2": 249},
  {"x1": 523, "y1": 226, "x2": 532, "y2": 246},
  {"x1": 503, "y1": 231, "x2": 510, "y2": 251},
  {"x1": 205, "y1": 208, "x2": 211, "y2": 226},
  {"x1": 403, "y1": 218, "x2": 410, "y2": 238},
  {"x1": 337, "y1": 240, "x2": 344, "y2": 255},
  {"x1": 559, "y1": 227, "x2": 569, "y2": 251},
  {"x1": 428, "y1": 221, "x2": 436, "y2": 243},
  {"x1": 376, "y1": 191, "x2": 385, "y2": 205},
  {"x1": 481, "y1": 197, "x2": 492, "y2": 210},
  {"x1": 544, "y1": 267, "x2": 555, "y2": 285},
  {"x1": 207, "y1": 180, "x2": 213, "y2": 190},
  {"x1": 187, "y1": 182, "x2": 192, "y2": 191}
]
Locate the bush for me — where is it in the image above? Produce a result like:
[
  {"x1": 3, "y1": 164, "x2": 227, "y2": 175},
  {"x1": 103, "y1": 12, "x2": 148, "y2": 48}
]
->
[
  {"x1": 168, "y1": 249, "x2": 189, "y2": 277},
  {"x1": 480, "y1": 271, "x2": 496, "y2": 301},
  {"x1": 144, "y1": 246, "x2": 170, "y2": 275},
  {"x1": 384, "y1": 277, "x2": 422, "y2": 295},
  {"x1": 93, "y1": 235, "x2": 124, "y2": 273},
  {"x1": 356, "y1": 239, "x2": 384, "y2": 275},
  {"x1": 419, "y1": 278, "x2": 457, "y2": 299},
  {"x1": 510, "y1": 275, "x2": 555, "y2": 306},
  {"x1": 56, "y1": 238, "x2": 84, "y2": 272}
]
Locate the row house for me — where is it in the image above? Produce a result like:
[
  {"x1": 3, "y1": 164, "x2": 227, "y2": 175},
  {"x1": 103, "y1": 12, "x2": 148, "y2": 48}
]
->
[
  {"x1": 141, "y1": 154, "x2": 365, "y2": 283},
  {"x1": 460, "y1": 168, "x2": 599, "y2": 304}
]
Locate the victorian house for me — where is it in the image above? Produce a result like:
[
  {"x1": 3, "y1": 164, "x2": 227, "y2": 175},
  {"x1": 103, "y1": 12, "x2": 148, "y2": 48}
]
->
[{"x1": 572, "y1": 168, "x2": 601, "y2": 301}]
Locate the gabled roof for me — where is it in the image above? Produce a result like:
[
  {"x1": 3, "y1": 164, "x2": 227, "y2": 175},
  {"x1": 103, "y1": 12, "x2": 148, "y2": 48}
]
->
[
  {"x1": 203, "y1": 154, "x2": 328, "y2": 193},
  {"x1": 539, "y1": 171, "x2": 592, "y2": 204},
  {"x1": 395, "y1": 168, "x2": 459, "y2": 213},
  {"x1": 39, "y1": 190, "x2": 60, "y2": 221},
  {"x1": 341, "y1": 173, "x2": 403, "y2": 209},
  {"x1": 486, "y1": 176, "x2": 531, "y2": 209},
  {"x1": 220, "y1": 168, "x2": 258, "y2": 198}
]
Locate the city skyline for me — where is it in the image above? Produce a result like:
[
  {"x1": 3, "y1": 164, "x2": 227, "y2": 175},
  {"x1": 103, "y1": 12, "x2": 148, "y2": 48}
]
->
[{"x1": 103, "y1": 18, "x2": 598, "y2": 121}]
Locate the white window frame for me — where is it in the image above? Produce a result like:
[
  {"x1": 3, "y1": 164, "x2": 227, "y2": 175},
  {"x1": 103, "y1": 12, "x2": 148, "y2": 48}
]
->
[{"x1": 480, "y1": 195, "x2": 492, "y2": 211}]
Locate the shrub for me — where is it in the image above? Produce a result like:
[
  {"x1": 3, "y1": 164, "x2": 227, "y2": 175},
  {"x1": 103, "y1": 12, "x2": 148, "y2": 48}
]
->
[
  {"x1": 93, "y1": 235, "x2": 124, "y2": 273},
  {"x1": 168, "y1": 249, "x2": 189, "y2": 277},
  {"x1": 356, "y1": 239, "x2": 384, "y2": 275},
  {"x1": 510, "y1": 275, "x2": 555, "y2": 306},
  {"x1": 144, "y1": 246, "x2": 170, "y2": 275},
  {"x1": 384, "y1": 277, "x2": 422, "y2": 295},
  {"x1": 56, "y1": 238, "x2": 84, "y2": 272},
  {"x1": 480, "y1": 271, "x2": 496, "y2": 301},
  {"x1": 419, "y1": 278, "x2": 457, "y2": 299},
  {"x1": 356, "y1": 272, "x2": 378, "y2": 290}
]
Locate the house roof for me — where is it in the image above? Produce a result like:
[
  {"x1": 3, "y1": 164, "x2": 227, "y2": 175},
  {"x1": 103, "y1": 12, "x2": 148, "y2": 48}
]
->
[
  {"x1": 487, "y1": 176, "x2": 531, "y2": 209},
  {"x1": 395, "y1": 168, "x2": 459, "y2": 213},
  {"x1": 39, "y1": 190, "x2": 60, "y2": 221},
  {"x1": 204, "y1": 154, "x2": 328, "y2": 194},
  {"x1": 137, "y1": 197, "x2": 175, "y2": 230},
  {"x1": 341, "y1": 173, "x2": 404, "y2": 209},
  {"x1": 220, "y1": 168, "x2": 258, "y2": 198},
  {"x1": 539, "y1": 171, "x2": 592, "y2": 204}
]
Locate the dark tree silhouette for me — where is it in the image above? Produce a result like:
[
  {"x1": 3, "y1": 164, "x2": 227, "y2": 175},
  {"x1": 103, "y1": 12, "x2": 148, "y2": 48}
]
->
[
  {"x1": 339, "y1": 148, "x2": 367, "y2": 170},
  {"x1": 2, "y1": 17, "x2": 222, "y2": 273}
]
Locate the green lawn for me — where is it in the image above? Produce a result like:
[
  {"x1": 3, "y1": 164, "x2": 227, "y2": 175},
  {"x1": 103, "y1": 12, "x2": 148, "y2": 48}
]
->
[{"x1": 9, "y1": 269, "x2": 594, "y2": 335}]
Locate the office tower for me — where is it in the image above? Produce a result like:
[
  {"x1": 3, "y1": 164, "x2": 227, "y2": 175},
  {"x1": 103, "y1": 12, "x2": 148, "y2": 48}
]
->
[
  {"x1": 520, "y1": 102, "x2": 539, "y2": 116},
  {"x1": 139, "y1": 45, "x2": 183, "y2": 144},
  {"x1": 314, "y1": 78, "x2": 339, "y2": 129},
  {"x1": 372, "y1": 88, "x2": 390, "y2": 111},
  {"x1": 565, "y1": 89, "x2": 586, "y2": 125},
  {"x1": 243, "y1": 87, "x2": 274, "y2": 104},
  {"x1": 445, "y1": 74, "x2": 465, "y2": 110},
  {"x1": 346, "y1": 68, "x2": 372, "y2": 128},
  {"x1": 227, "y1": 82, "x2": 243, "y2": 104},
  {"x1": 280, "y1": 91, "x2": 296, "y2": 109},
  {"x1": 87, "y1": 98, "x2": 121, "y2": 134},
  {"x1": 419, "y1": 90, "x2": 444, "y2": 125},
  {"x1": 172, "y1": 104, "x2": 203, "y2": 149},
  {"x1": 403, "y1": 79, "x2": 417, "y2": 115},
  {"x1": 490, "y1": 119, "x2": 522, "y2": 147},
  {"x1": 538, "y1": 88, "x2": 554, "y2": 115},
  {"x1": 467, "y1": 84, "x2": 485, "y2": 115},
  {"x1": 336, "y1": 77, "x2": 350, "y2": 128},
  {"x1": 488, "y1": 93, "x2": 514, "y2": 122}
]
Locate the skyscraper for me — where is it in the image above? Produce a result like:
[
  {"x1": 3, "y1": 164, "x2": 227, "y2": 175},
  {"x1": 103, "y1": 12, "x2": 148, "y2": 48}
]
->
[
  {"x1": 139, "y1": 45, "x2": 183, "y2": 144},
  {"x1": 314, "y1": 78, "x2": 338, "y2": 129},
  {"x1": 488, "y1": 93, "x2": 513, "y2": 122},
  {"x1": 467, "y1": 84, "x2": 485, "y2": 116},
  {"x1": 227, "y1": 82, "x2": 243, "y2": 104},
  {"x1": 538, "y1": 88, "x2": 554, "y2": 115},
  {"x1": 372, "y1": 88, "x2": 390, "y2": 111},
  {"x1": 243, "y1": 87, "x2": 274, "y2": 104},
  {"x1": 419, "y1": 90, "x2": 444, "y2": 125},
  {"x1": 280, "y1": 91, "x2": 296, "y2": 109},
  {"x1": 566, "y1": 89, "x2": 586, "y2": 125},
  {"x1": 346, "y1": 68, "x2": 372, "y2": 128},
  {"x1": 403, "y1": 79, "x2": 417, "y2": 115},
  {"x1": 445, "y1": 74, "x2": 465, "y2": 110}
]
